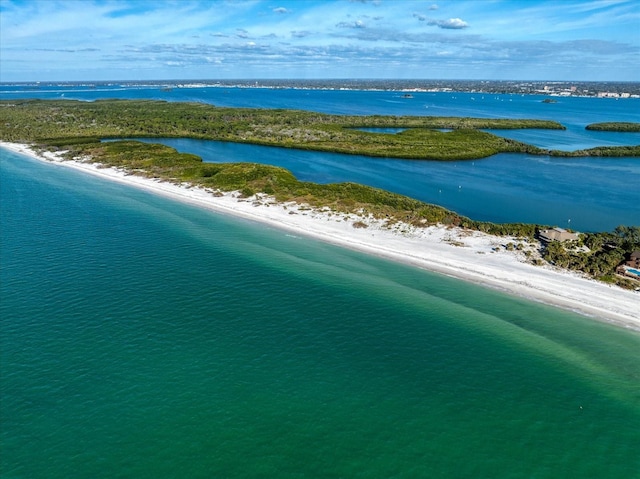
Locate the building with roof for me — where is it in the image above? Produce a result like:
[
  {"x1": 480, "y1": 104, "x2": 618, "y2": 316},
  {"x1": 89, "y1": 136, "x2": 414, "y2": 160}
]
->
[
  {"x1": 616, "y1": 251, "x2": 640, "y2": 282},
  {"x1": 626, "y1": 251, "x2": 640, "y2": 268},
  {"x1": 538, "y1": 227, "x2": 579, "y2": 243}
]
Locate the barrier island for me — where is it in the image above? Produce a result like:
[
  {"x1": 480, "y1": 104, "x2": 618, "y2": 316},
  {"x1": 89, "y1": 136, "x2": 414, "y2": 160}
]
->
[{"x1": 1, "y1": 99, "x2": 639, "y2": 293}]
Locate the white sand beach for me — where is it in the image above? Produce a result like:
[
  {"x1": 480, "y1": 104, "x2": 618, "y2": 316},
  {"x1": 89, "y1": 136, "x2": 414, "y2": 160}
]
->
[{"x1": 2, "y1": 141, "x2": 639, "y2": 331}]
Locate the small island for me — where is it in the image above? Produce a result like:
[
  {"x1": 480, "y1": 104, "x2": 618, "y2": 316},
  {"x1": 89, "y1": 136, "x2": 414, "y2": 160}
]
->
[{"x1": 586, "y1": 122, "x2": 640, "y2": 132}]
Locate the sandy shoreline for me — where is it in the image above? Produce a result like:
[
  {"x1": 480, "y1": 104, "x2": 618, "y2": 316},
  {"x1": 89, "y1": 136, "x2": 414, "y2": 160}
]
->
[{"x1": 2, "y1": 141, "x2": 639, "y2": 331}]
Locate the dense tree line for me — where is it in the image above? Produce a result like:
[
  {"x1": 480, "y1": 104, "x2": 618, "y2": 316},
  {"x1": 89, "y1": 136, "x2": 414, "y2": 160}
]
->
[
  {"x1": 543, "y1": 226, "x2": 640, "y2": 287},
  {"x1": 586, "y1": 122, "x2": 640, "y2": 132},
  {"x1": 552, "y1": 146, "x2": 640, "y2": 157},
  {"x1": 3, "y1": 99, "x2": 637, "y2": 161}
]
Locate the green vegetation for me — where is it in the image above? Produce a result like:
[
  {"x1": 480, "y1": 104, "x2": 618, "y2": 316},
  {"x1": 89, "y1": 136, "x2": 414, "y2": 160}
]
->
[
  {"x1": 542, "y1": 226, "x2": 640, "y2": 288},
  {"x1": 0, "y1": 99, "x2": 573, "y2": 162},
  {"x1": 2, "y1": 99, "x2": 637, "y2": 159},
  {"x1": 586, "y1": 122, "x2": 640, "y2": 132},
  {"x1": 550, "y1": 145, "x2": 640, "y2": 157}
]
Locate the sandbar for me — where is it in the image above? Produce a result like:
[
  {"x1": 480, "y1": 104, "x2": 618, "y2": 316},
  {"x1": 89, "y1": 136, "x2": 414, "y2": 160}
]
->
[{"x1": 2, "y1": 141, "x2": 638, "y2": 332}]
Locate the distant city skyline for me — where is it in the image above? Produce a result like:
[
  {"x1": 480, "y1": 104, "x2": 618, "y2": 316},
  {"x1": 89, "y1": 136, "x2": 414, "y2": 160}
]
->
[{"x1": 1, "y1": 0, "x2": 639, "y2": 82}]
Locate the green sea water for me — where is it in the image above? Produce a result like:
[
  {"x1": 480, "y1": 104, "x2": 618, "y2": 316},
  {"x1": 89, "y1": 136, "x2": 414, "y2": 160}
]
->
[{"x1": 2, "y1": 150, "x2": 640, "y2": 478}]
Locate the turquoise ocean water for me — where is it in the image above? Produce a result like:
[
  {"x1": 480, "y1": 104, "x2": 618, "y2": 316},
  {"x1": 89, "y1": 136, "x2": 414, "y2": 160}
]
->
[
  {"x1": 2, "y1": 85, "x2": 640, "y2": 477},
  {"x1": 2, "y1": 149, "x2": 640, "y2": 478}
]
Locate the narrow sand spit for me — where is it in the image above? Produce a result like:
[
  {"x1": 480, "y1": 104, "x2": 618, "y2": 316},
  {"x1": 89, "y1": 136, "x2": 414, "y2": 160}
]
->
[{"x1": 2, "y1": 141, "x2": 638, "y2": 331}]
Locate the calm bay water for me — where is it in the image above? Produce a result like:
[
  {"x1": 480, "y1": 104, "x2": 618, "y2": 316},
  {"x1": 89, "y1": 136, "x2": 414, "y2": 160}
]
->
[
  {"x1": 2, "y1": 148, "x2": 640, "y2": 478},
  {"x1": 2, "y1": 85, "x2": 640, "y2": 477}
]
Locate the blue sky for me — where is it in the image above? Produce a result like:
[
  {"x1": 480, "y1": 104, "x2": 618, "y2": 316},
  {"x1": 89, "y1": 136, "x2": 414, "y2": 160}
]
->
[{"x1": 1, "y1": 0, "x2": 638, "y2": 82}]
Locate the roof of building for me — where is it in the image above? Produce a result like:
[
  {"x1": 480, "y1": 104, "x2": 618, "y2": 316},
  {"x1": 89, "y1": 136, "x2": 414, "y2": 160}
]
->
[{"x1": 539, "y1": 227, "x2": 579, "y2": 242}]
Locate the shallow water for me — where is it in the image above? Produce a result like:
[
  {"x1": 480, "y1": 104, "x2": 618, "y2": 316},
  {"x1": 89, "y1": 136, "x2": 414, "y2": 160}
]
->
[{"x1": 2, "y1": 149, "x2": 640, "y2": 478}]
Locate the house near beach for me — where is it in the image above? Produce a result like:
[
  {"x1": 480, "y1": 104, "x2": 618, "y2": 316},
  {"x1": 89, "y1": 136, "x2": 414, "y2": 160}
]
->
[
  {"x1": 538, "y1": 227, "x2": 579, "y2": 243},
  {"x1": 626, "y1": 251, "x2": 640, "y2": 268},
  {"x1": 616, "y1": 251, "x2": 640, "y2": 281}
]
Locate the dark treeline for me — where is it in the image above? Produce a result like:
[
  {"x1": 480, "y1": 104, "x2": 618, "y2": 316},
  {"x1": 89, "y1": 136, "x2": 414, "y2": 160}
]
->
[
  {"x1": 0, "y1": 99, "x2": 558, "y2": 161},
  {"x1": 3, "y1": 99, "x2": 638, "y2": 161},
  {"x1": 543, "y1": 227, "x2": 640, "y2": 288},
  {"x1": 586, "y1": 122, "x2": 640, "y2": 132}
]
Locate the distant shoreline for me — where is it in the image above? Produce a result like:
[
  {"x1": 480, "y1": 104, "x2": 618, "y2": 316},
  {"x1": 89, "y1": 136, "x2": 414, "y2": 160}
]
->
[
  {"x1": 2, "y1": 79, "x2": 640, "y2": 99},
  {"x1": 3, "y1": 140, "x2": 639, "y2": 333}
]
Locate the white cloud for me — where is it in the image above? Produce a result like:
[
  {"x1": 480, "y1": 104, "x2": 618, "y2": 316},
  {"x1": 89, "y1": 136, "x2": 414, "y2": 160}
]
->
[
  {"x1": 429, "y1": 18, "x2": 469, "y2": 29},
  {"x1": 336, "y1": 20, "x2": 366, "y2": 29},
  {"x1": 414, "y1": 14, "x2": 468, "y2": 29}
]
